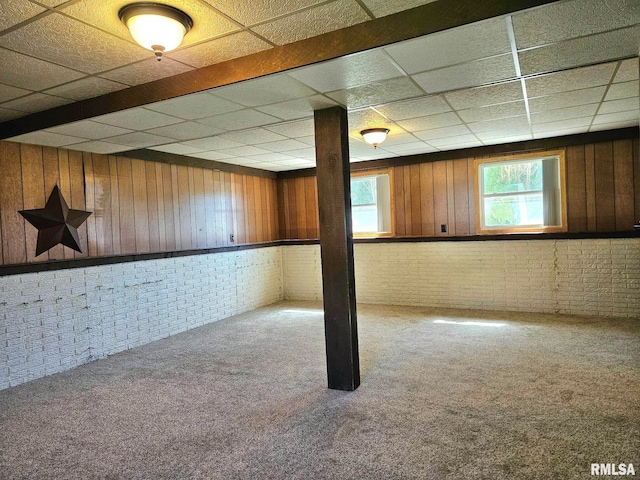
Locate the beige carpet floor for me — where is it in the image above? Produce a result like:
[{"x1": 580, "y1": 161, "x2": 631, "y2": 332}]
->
[{"x1": 1, "y1": 301, "x2": 639, "y2": 479}]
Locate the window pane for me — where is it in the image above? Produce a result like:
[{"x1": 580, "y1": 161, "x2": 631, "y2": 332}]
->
[
  {"x1": 483, "y1": 193, "x2": 543, "y2": 227},
  {"x1": 352, "y1": 204, "x2": 378, "y2": 232},
  {"x1": 483, "y1": 160, "x2": 543, "y2": 194},
  {"x1": 351, "y1": 177, "x2": 377, "y2": 205}
]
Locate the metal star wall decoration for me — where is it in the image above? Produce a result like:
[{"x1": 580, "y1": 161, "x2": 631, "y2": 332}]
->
[{"x1": 19, "y1": 185, "x2": 92, "y2": 256}]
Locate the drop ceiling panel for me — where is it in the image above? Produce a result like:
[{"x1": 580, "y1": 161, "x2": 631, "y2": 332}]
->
[
  {"x1": 217, "y1": 128, "x2": 288, "y2": 145},
  {"x1": 213, "y1": 74, "x2": 317, "y2": 107},
  {"x1": 3, "y1": 93, "x2": 72, "y2": 113},
  {"x1": 251, "y1": 0, "x2": 370, "y2": 45},
  {"x1": 265, "y1": 119, "x2": 315, "y2": 138},
  {"x1": 475, "y1": 130, "x2": 532, "y2": 142},
  {"x1": 413, "y1": 55, "x2": 516, "y2": 94},
  {"x1": 45, "y1": 121, "x2": 133, "y2": 139},
  {"x1": 44, "y1": 77, "x2": 128, "y2": 101},
  {"x1": 614, "y1": 57, "x2": 639, "y2": 83},
  {"x1": 188, "y1": 150, "x2": 233, "y2": 161},
  {"x1": 528, "y1": 86, "x2": 606, "y2": 112},
  {"x1": 216, "y1": 145, "x2": 272, "y2": 157},
  {"x1": 0, "y1": 48, "x2": 84, "y2": 91},
  {"x1": 258, "y1": 139, "x2": 311, "y2": 152},
  {"x1": 347, "y1": 108, "x2": 393, "y2": 132},
  {"x1": 327, "y1": 77, "x2": 422, "y2": 109},
  {"x1": 103, "y1": 132, "x2": 174, "y2": 148},
  {"x1": 151, "y1": 144, "x2": 208, "y2": 155},
  {"x1": 590, "y1": 119, "x2": 638, "y2": 132},
  {"x1": 145, "y1": 93, "x2": 243, "y2": 120},
  {"x1": 381, "y1": 140, "x2": 433, "y2": 153},
  {"x1": 530, "y1": 104, "x2": 599, "y2": 124},
  {"x1": 0, "y1": 108, "x2": 23, "y2": 122},
  {"x1": 201, "y1": 0, "x2": 325, "y2": 26},
  {"x1": 362, "y1": 0, "x2": 437, "y2": 18},
  {"x1": 605, "y1": 81, "x2": 639, "y2": 101},
  {"x1": 481, "y1": 134, "x2": 532, "y2": 144},
  {"x1": 525, "y1": 63, "x2": 617, "y2": 97},
  {"x1": 244, "y1": 153, "x2": 295, "y2": 163},
  {"x1": 457, "y1": 101, "x2": 527, "y2": 123},
  {"x1": 0, "y1": 84, "x2": 31, "y2": 103},
  {"x1": 598, "y1": 98, "x2": 639, "y2": 115},
  {"x1": 66, "y1": 140, "x2": 132, "y2": 154},
  {"x1": 468, "y1": 115, "x2": 530, "y2": 134},
  {"x1": 99, "y1": 58, "x2": 195, "y2": 86},
  {"x1": 196, "y1": 109, "x2": 280, "y2": 130},
  {"x1": 93, "y1": 108, "x2": 184, "y2": 130},
  {"x1": 428, "y1": 135, "x2": 483, "y2": 148},
  {"x1": 0, "y1": 0, "x2": 45, "y2": 30},
  {"x1": 532, "y1": 117, "x2": 592, "y2": 134},
  {"x1": 414, "y1": 124, "x2": 472, "y2": 141},
  {"x1": 288, "y1": 50, "x2": 405, "y2": 93},
  {"x1": 396, "y1": 112, "x2": 462, "y2": 132},
  {"x1": 256, "y1": 95, "x2": 337, "y2": 121},
  {"x1": 145, "y1": 122, "x2": 225, "y2": 141},
  {"x1": 182, "y1": 136, "x2": 244, "y2": 151},
  {"x1": 375, "y1": 95, "x2": 451, "y2": 120},
  {"x1": 385, "y1": 17, "x2": 511, "y2": 74},
  {"x1": 444, "y1": 81, "x2": 523, "y2": 110},
  {"x1": 8, "y1": 131, "x2": 84, "y2": 148}
]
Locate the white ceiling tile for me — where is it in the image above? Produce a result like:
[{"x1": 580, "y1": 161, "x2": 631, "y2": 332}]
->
[
  {"x1": 214, "y1": 74, "x2": 317, "y2": 107},
  {"x1": 362, "y1": 0, "x2": 437, "y2": 18},
  {"x1": 188, "y1": 150, "x2": 233, "y2": 161},
  {"x1": 376, "y1": 132, "x2": 420, "y2": 147},
  {"x1": 0, "y1": 0, "x2": 45, "y2": 30},
  {"x1": 196, "y1": 109, "x2": 280, "y2": 130},
  {"x1": 512, "y1": 0, "x2": 639, "y2": 49},
  {"x1": 444, "y1": 81, "x2": 523, "y2": 110},
  {"x1": 2, "y1": 93, "x2": 72, "y2": 112},
  {"x1": 250, "y1": 0, "x2": 370, "y2": 45},
  {"x1": 166, "y1": 32, "x2": 272, "y2": 68},
  {"x1": 327, "y1": 77, "x2": 422, "y2": 109},
  {"x1": 145, "y1": 122, "x2": 225, "y2": 141},
  {"x1": 456, "y1": 101, "x2": 526, "y2": 123},
  {"x1": 518, "y1": 26, "x2": 639, "y2": 76},
  {"x1": 7, "y1": 130, "x2": 85, "y2": 147},
  {"x1": 44, "y1": 77, "x2": 128, "y2": 101},
  {"x1": 533, "y1": 127, "x2": 588, "y2": 139},
  {"x1": 605, "y1": 81, "x2": 639, "y2": 101},
  {"x1": 381, "y1": 141, "x2": 432, "y2": 153},
  {"x1": 614, "y1": 57, "x2": 639, "y2": 83},
  {"x1": 429, "y1": 138, "x2": 483, "y2": 149},
  {"x1": 65, "y1": 141, "x2": 132, "y2": 154},
  {"x1": 525, "y1": 63, "x2": 617, "y2": 97},
  {"x1": 274, "y1": 158, "x2": 317, "y2": 166},
  {"x1": 375, "y1": 95, "x2": 451, "y2": 120},
  {"x1": 258, "y1": 139, "x2": 310, "y2": 152},
  {"x1": 265, "y1": 119, "x2": 315, "y2": 138},
  {"x1": 590, "y1": 119, "x2": 638, "y2": 131},
  {"x1": 150, "y1": 144, "x2": 207, "y2": 155},
  {"x1": 0, "y1": 47, "x2": 84, "y2": 91},
  {"x1": 412, "y1": 55, "x2": 516, "y2": 93},
  {"x1": 202, "y1": 0, "x2": 325, "y2": 26},
  {"x1": 592, "y1": 109, "x2": 639, "y2": 125},
  {"x1": 528, "y1": 86, "x2": 606, "y2": 112},
  {"x1": 45, "y1": 120, "x2": 133, "y2": 139},
  {"x1": 414, "y1": 124, "x2": 472, "y2": 141},
  {"x1": 103, "y1": 132, "x2": 173, "y2": 148},
  {"x1": 93, "y1": 108, "x2": 183, "y2": 130},
  {"x1": 217, "y1": 145, "x2": 272, "y2": 157},
  {"x1": 598, "y1": 98, "x2": 639, "y2": 115},
  {"x1": 218, "y1": 128, "x2": 288, "y2": 145},
  {"x1": 99, "y1": 58, "x2": 195, "y2": 87},
  {"x1": 481, "y1": 134, "x2": 533, "y2": 145},
  {"x1": 474, "y1": 128, "x2": 532, "y2": 141},
  {"x1": 385, "y1": 17, "x2": 511, "y2": 74},
  {"x1": 532, "y1": 117, "x2": 592, "y2": 134},
  {"x1": 279, "y1": 147, "x2": 316, "y2": 159},
  {"x1": 0, "y1": 13, "x2": 149, "y2": 74},
  {"x1": 297, "y1": 135, "x2": 316, "y2": 146},
  {"x1": 396, "y1": 112, "x2": 462, "y2": 132},
  {"x1": 145, "y1": 92, "x2": 244, "y2": 120},
  {"x1": 0, "y1": 107, "x2": 24, "y2": 122},
  {"x1": 256, "y1": 95, "x2": 336, "y2": 121},
  {"x1": 530, "y1": 104, "x2": 598, "y2": 124},
  {"x1": 467, "y1": 115, "x2": 530, "y2": 134},
  {"x1": 182, "y1": 137, "x2": 243, "y2": 151},
  {"x1": 0, "y1": 83, "x2": 31, "y2": 103},
  {"x1": 347, "y1": 108, "x2": 394, "y2": 132},
  {"x1": 244, "y1": 153, "x2": 294, "y2": 162},
  {"x1": 288, "y1": 50, "x2": 404, "y2": 93}
]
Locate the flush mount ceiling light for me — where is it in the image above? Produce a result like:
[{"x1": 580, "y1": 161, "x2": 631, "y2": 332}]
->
[
  {"x1": 360, "y1": 128, "x2": 390, "y2": 148},
  {"x1": 119, "y1": 3, "x2": 193, "y2": 61}
]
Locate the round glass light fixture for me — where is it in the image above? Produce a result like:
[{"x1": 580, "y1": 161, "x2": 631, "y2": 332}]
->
[
  {"x1": 360, "y1": 128, "x2": 390, "y2": 148},
  {"x1": 119, "y1": 3, "x2": 193, "y2": 61}
]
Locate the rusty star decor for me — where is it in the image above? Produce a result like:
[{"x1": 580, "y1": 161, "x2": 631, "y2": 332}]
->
[{"x1": 19, "y1": 185, "x2": 92, "y2": 256}]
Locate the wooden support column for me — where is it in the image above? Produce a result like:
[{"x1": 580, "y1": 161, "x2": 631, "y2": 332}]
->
[{"x1": 314, "y1": 106, "x2": 360, "y2": 391}]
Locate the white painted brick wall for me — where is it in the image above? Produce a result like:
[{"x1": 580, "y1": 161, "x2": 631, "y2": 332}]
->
[
  {"x1": 0, "y1": 247, "x2": 283, "y2": 391},
  {"x1": 283, "y1": 239, "x2": 639, "y2": 319}
]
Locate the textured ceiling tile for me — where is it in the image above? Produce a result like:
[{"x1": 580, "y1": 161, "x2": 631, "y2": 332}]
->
[
  {"x1": 0, "y1": 13, "x2": 150, "y2": 73},
  {"x1": 244, "y1": 153, "x2": 294, "y2": 163},
  {"x1": 65, "y1": 140, "x2": 132, "y2": 154},
  {"x1": 29, "y1": 0, "x2": 67, "y2": 5},
  {"x1": 412, "y1": 55, "x2": 516, "y2": 93},
  {"x1": 0, "y1": 47, "x2": 84, "y2": 90},
  {"x1": 525, "y1": 63, "x2": 617, "y2": 97},
  {"x1": 456, "y1": 101, "x2": 526, "y2": 123},
  {"x1": 103, "y1": 132, "x2": 174, "y2": 148},
  {"x1": 327, "y1": 77, "x2": 422, "y2": 109},
  {"x1": 362, "y1": 0, "x2": 437, "y2": 17},
  {"x1": 375, "y1": 95, "x2": 451, "y2": 120},
  {"x1": 265, "y1": 118, "x2": 315, "y2": 138},
  {"x1": 150, "y1": 144, "x2": 207, "y2": 155},
  {"x1": 202, "y1": 0, "x2": 324, "y2": 26},
  {"x1": 467, "y1": 115, "x2": 530, "y2": 134},
  {"x1": 44, "y1": 76, "x2": 128, "y2": 100},
  {"x1": 381, "y1": 140, "x2": 432, "y2": 153},
  {"x1": 98, "y1": 58, "x2": 194, "y2": 86},
  {"x1": 444, "y1": 81, "x2": 523, "y2": 110},
  {"x1": 61, "y1": 0, "x2": 240, "y2": 47},
  {"x1": 288, "y1": 50, "x2": 404, "y2": 92},
  {"x1": 2, "y1": 92, "x2": 72, "y2": 112},
  {"x1": 347, "y1": 108, "x2": 394, "y2": 132},
  {"x1": 0, "y1": 107, "x2": 24, "y2": 122},
  {"x1": 214, "y1": 74, "x2": 317, "y2": 107},
  {"x1": 45, "y1": 120, "x2": 133, "y2": 139},
  {"x1": 188, "y1": 150, "x2": 233, "y2": 161},
  {"x1": 533, "y1": 127, "x2": 588, "y2": 139},
  {"x1": 0, "y1": 83, "x2": 31, "y2": 103},
  {"x1": 258, "y1": 139, "x2": 310, "y2": 152},
  {"x1": 297, "y1": 135, "x2": 315, "y2": 146},
  {"x1": 217, "y1": 145, "x2": 272, "y2": 157},
  {"x1": 375, "y1": 132, "x2": 419, "y2": 146},
  {"x1": 530, "y1": 104, "x2": 598, "y2": 124},
  {"x1": 218, "y1": 128, "x2": 288, "y2": 145},
  {"x1": 196, "y1": 109, "x2": 280, "y2": 130},
  {"x1": 475, "y1": 129, "x2": 532, "y2": 141},
  {"x1": 385, "y1": 17, "x2": 511, "y2": 74},
  {"x1": 8, "y1": 130, "x2": 85, "y2": 147},
  {"x1": 590, "y1": 119, "x2": 638, "y2": 131},
  {"x1": 250, "y1": 0, "x2": 370, "y2": 45},
  {"x1": 93, "y1": 108, "x2": 183, "y2": 130},
  {"x1": 532, "y1": 117, "x2": 591, "y2": 134},
  {"x1": 528, "y1": 86, "x2": 606, "y2": 112},
  {"x1": 145, "y1": 92, "x2": 243, "y2": 120},
  {"x1": 413, "y1": 124, "x2": 472, "y2": 141},
  {"x1": 281, "y1": 147, "x2": 315, "y2": 159},
  {"x1": 614, "y1": 57, "x2": 639, "y2": 83},
  {"x1": 481, "y1": 134, "x2": 532, "y2": 145},
  {"x1": 518, "y1": 26, "x2": 639, "y2": 76},
  {"x1": 182, "y1": 136, "x2": 243, "y2": 150},
  {"x1": 0, "y1": 0, "x2": 45, "y2": 30},
  {"x1": 605, "y1": 81, "x2": 639, "y2": 101},
  {"x1": 256, "y1": 95, "x2": 336, "y2": 121},
  {"x1": 396, "y1": 112, "x2": 461, "y2": 132},
  {"x1": 145, "y1": 122, "x2": 224, "y2": 141},
  {"x1": 512, "y1": 0, "x2": 639, "y2": 49},
  {"x1": 598, "y1": 98, "x2": 639, "y2": 115},
  {"x1": 167, "y1": 31, "x2": 271, "y2": 68},
  {"x1": 428, "y1": 135, "x2": 482, "y2": 148}
]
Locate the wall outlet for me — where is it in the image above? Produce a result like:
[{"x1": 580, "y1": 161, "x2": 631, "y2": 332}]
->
[
  {"x1": 229, "y1": 233, "x2": 235, "y2": 243},
  {"x1": 440, "y1": 224, "x2": 447, "y2": 233}
]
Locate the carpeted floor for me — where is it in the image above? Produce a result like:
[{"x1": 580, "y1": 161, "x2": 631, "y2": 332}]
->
[{"x1": 1, "y1": 301, "x2": 639, "y2": 479}]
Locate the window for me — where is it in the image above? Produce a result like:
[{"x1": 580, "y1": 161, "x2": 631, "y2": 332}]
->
[
  {"x1": 475, "y1": 150, "x2": 567, "y2": 234},
  {"x1": 350, "y1": 169, "x2": 393, "y2": 236}
]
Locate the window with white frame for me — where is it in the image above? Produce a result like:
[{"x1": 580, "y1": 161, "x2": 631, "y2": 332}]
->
[
  {"x1": 476, "y1": 151, "x2": 567, "y2": 234},
  {"x1": 350, "y1": 170, "x2": 393, "y2": 236}
]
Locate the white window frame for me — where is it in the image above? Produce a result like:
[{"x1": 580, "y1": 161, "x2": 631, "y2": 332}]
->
[{"x1": 350, "y1": 168, "x2": 394, "y2": 237}]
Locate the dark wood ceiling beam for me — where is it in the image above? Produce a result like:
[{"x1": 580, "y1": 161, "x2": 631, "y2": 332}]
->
[{"x1": 0, "y1": 0, "x2": 560, "y2": 139}]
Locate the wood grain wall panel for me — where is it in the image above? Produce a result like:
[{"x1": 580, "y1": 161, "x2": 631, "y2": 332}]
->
[
  {"x1": 176, "y1": 165, "x2": 192, "y2": 250},
  {"x1": 433, "y1": 161, "x2": 448, "y2": 236},
  {"x1": 246, "y1": 174, "x2": 258, "y2": 243},
  {"x1": 203, "y1": 169, "x2": 215, "y2": 247},
  {"x1": 0, "y1": 142, "x2": 26, "y2": 264},
  {"x1": 594, "y1": 142, "x2": 616, "y2": 232},
  {"x1": 294, "y1": 177, "x2": 307, "y2": 240},
  {"x1": 232, "y1": 173, "x2": 246, "y2": 244},
  {"x1": 109, "y1": 156, "x2": 121, "y2": 255},
  {"x1": 566, "y1": 145, "x2": 587, "y2": 232},
  {"x1": 42, "y1": 146, "x2": 65, "y2": 260},
  {"x1": 305, "y1": 176, "x2": 318, "y2": 239},
  {"x1": 634, "y1": 138, "x2": 639, "y2": 224},
  {"x1": 68, "y1": 150, "x2": 88, "y2": 258},
  {"x1": 402, "y1": 166, "x2": 413, "y2": 235},
  {"x1": 419, "y1": 162, "x2": 435, "y2": 236},
  {"x1": 453, "y1": 158, "x2": 470, "y2": 236},
  {"x1": 255, "y1": 176, "x2": 265, "y2": 243},
  {"x1": 261, "y1": 177, "x2": 269, "y2": 242},
  {"x1": 445, "y1": 160, "x2": 456, "y2": 236},
  {"x1": 264, "y1": 177, "x2": 273, "y2": 241},
  {"x1": 117, "y1": 156, "x2": 136, "y2": 254},
  {"x1": 145, "y1": 160, "x2": 161, "y2": 252},
  {"x1": 92, "y1": 154, "x2": 114, "y2": 256},
  {"x1": 584, "y1": 144, "x2": 597, "y2": 231},
  {"x1": 286, "y1": 178, "x2": 298, "y2": 239},
  {"x1": 613, "y1": 140, "x2": 635, "y2": 230},
  {"x1": 409, "y1": 164, "x2": 422, "y2": 236},
  {"x1": 212, "y1": 171, "x2": 223, "y2": 246},
  {"x1": 20, "y1": 144, "x2": 46, "y2": 262},
  {"x1": 161, "y1": 163, "x2": 176, "y2": 251},
  {"x1": 277, "y1": 179, "x2": 286, "y2": 240},
  {"x1": 394, "y1": 166, "x2": 406, "y2": 236},
  {"x1": 155, "y1": 162, "x2": 167, "y2": 252},
  {"x1": 187, "y1": 167, "x2": 197, "y2": 249},
  {"x1": 131, "y1": 159, "x2": 150, "y2": 253},
  {"x1": 466, "y1": 157, "x2": 476, "y2": 235},
  {"x1": 83, "y1": 153, "x2": 97, "y2": 258},
  {"x1": 224, "y1": 172, "x2": 234, "y2": 245},
  {"x1": 192, "y1": 167, "x2": 206, "y2": 249}
]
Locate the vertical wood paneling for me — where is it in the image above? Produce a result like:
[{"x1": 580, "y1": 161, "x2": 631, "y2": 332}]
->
[
  {"x1": 584, "y1": 144, "x2": 597, "y2": 231},
  {"x1": 223, "y1": 172, "x2": 234, "y2": 245},
  {"x1": 131, "y1": 159, "x2": 150, "y2": 253},
  {"x1": 57, "y1": 150, "x2": 74, "y2": 259},
  {"x1": 162, "y1": 163, "x2": 176, "y2": 251},
  {"x1": 21, "y1": 144, "x2": 46, "y2": 262},
  {"x1": 409, "y1": 164, "x2": 421, "y2": 235},
  {"x1": 594, "y1": 142, "x2": 616, "y2": 231},
  {"x1": 294, "y1": 177, "x2": 307, "y2": 239},
  {"x1": 0, "y1": 142, "x2": 26, "y2": 264},
  {"x1": 566, "y1": 145, "x2": 587, "y2": 232},
  {"x1": 260, "y1": 177, "x2": 269, "y2": 242},
  {"x1": 188, "y1": 167, "x2": 197, "y2": 248},
  {"x1": 287, "y1": 178, "x2": 298, "y2": 239},
  {"x1": 445, "y1": 160, "x2": 456, "y2": 236},
  {"x1": 155, "y1": 162, "x2": 167, "y2": 251},
  {"x1": 43, "y1": 147, "x2": 64, "y2": 260},
  {"x1": 394, "y1": 166, "x2": 405, "y2": 235},
  {"x1": 467, "y1": 158, "x2": 476, "y2": 235},
  {"x1": 203, "y1": 169, "x2": 215, "y2": 247},
  {"x1": 634, "y1": 138, "x2": 640, "y2": 223},
  {"x1": 109, "y1": 156, "x2": 121, "y2": 255},
  {"x1": 117, "y1": 156, "x2": 136, "y2": 254},
  {"x1": 402, "y1": 166, "x2": 412, "y2": 235},
  {"x1": 453, "y1": 158, "x2": 470, "y2": 235},
  {"x1": 433, "y1": 161, "x2": 448, "y2": 236},
  {"x1": 613, "y1": 140, "x2": 634, "y2": 230},
  {"x1": 246, "y1": 175, "x2": 257, "y2": 243},
  {"x1": 232, "y1": 173, "x2": 246, "y2": 244},
  {"x1": 255, "y1": 176, "x2": 265, "y2": 242},
  {"x1": 92, "y1": 154, "x2": 113, "y2": 256},
  {"x1": 419, "y1": 163, "x2": 435, "y2": 236},
  {"x1": 305, "y1": 176, "x2": 318, "y2": 239},
  {"x1": 213, "y1": 171, "x2": 224, "y2": 246},
  {"x1": 68, "y1": 150, "x2": 88, "y2": 258},
  {"x1": 276, "y1": 178, "x2": 286, "y2": 239},
  {"x1": 264, "y1": 177, "x2": 273, "y2": 240},
  {"x1": 83, "y1": 153, "x2": 97, "y2": 257},
  {"x1": 192, "y1": 167, "x2": 207, "y2": 248},
  {"x1": 176, "y1": 165, "x2": 191, "y2": 250},
  {"x1": 145, "y1": 160, "x2": 160, "y2": 252}
]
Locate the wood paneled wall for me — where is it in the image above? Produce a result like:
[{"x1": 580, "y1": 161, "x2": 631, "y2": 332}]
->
[
  {"x1": 0, "y1": 141, "x2": 278, "y2": 266},
  {"x1": 277, "y1": 138, "x2": 640, "y2": 239}
]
